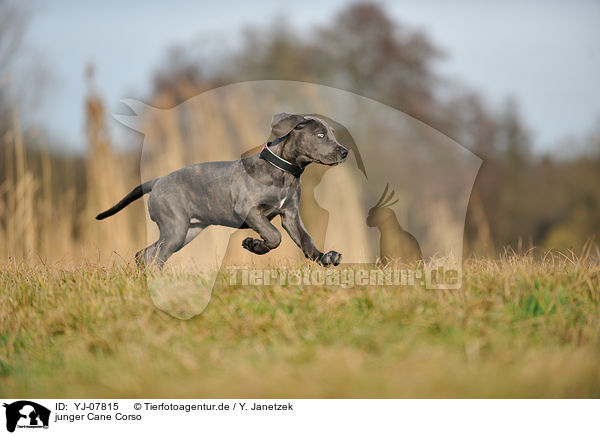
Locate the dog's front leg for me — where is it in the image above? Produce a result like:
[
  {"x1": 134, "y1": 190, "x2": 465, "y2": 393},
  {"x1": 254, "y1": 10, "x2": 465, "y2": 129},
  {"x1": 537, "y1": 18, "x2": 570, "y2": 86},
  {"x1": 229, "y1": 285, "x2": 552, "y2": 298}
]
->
[
  {"x1": 282, "y1": 211, "x2": 342, "y2": 266},
  {"x1": 241, "y1": 207, "x2": 282, "y2": 255}
]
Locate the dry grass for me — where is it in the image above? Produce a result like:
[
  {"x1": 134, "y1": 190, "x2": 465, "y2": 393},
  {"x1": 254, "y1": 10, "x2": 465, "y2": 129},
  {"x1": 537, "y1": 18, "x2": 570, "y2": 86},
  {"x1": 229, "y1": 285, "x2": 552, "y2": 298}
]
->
[{"x1": 1, "y1": 251, "x2": 599, "y2": 398}]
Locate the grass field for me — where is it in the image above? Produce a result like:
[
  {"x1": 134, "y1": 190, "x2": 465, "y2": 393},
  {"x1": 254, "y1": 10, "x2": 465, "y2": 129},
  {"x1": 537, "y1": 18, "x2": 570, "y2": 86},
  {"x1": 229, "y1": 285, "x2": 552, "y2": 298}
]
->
[{"x1": 1, "y1": 252, "x2": 599, "y2": 398}]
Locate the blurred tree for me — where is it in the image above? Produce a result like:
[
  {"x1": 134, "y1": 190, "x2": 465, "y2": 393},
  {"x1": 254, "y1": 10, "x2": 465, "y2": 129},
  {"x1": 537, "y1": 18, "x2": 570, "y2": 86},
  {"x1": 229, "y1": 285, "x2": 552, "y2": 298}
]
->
[
  {"x1": 496, "y1": 98, "x2": 531, "y2": 167},
  {"x1": 223, "y1": 4, "x2": 442, "y2": 125},
  {"x1": 0, "y1": 0, "x2": 29, "y2": 137},
  {"x1": 313, "y1": 3, "x2": 441, "y2": 122}
]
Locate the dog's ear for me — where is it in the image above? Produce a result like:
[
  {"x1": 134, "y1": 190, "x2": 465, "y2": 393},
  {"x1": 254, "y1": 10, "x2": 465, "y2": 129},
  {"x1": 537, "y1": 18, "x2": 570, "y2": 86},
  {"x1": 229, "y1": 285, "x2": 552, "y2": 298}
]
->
[{"x1": 270, "y1": 113, "x2": 306, "y2": 138}]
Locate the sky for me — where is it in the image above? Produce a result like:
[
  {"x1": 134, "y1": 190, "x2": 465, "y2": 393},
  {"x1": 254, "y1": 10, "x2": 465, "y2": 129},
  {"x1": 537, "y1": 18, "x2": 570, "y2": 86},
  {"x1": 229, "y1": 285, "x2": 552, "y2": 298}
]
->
[{"x1": 18, "y1": 0, "x2": 600, "y2": 154}]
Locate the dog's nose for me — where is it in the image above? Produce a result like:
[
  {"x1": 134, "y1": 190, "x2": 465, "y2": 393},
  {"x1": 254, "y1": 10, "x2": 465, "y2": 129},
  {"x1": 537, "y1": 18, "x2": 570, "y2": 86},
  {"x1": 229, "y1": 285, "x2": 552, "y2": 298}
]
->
[{"x1": 339, "y1": 148, "x2": 348, "y2": 159}]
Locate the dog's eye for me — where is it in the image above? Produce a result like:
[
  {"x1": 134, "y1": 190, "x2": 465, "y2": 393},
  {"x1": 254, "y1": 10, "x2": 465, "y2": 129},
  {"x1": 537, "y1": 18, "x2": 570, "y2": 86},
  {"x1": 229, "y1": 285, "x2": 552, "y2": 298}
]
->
[{"x1": 317, "y1": 133, "x2": 325, "y2": 138}]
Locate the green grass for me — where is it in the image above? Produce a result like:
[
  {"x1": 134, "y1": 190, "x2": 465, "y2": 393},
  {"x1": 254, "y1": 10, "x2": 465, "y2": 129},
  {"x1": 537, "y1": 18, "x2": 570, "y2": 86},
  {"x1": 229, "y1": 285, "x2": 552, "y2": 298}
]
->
[{"x1": 1, "y1": 253, "x2": 599, "y2": 398}]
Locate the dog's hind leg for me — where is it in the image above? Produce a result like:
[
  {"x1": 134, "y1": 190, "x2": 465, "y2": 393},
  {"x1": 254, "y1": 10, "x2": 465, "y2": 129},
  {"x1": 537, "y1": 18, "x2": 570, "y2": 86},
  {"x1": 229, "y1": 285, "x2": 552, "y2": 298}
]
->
[
  {"x1": 154, "y1": 222, "x2": 189, "y2": 266},
  {"x1": 241, "y1": 208, "x2": 281, "y2": 255},
  {"x1": 182, "y1": 223, "x2": 205, "y2": 248},
  {"x1": 136, "y1": 215, "x2": 190, "y2": 268},
  {"x1": 136, "y1": 242, "x2": 159, "y2": 267}
]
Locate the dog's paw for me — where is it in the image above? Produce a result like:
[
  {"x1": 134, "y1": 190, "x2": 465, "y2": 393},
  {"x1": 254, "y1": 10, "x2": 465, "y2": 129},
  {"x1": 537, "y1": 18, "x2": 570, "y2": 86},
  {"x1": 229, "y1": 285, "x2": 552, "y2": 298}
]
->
[
  {"x1": 242, "y1": 237, "x2": 256, "y2": 252},
  {"x1": 319, "y1": 250, "x2": 342, "y2": 267}
]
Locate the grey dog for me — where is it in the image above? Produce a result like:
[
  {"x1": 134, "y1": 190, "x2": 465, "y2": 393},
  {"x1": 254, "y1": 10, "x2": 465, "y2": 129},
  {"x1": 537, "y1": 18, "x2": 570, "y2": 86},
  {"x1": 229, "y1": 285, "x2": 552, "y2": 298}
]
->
[{"x1": 96, "y1": 113, "x2": 349, "y2": 267}]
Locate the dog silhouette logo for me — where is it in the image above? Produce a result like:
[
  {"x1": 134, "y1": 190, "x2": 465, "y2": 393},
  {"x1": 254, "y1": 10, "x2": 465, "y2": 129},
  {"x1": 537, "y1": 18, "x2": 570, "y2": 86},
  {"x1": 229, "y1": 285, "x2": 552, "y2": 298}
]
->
[{"x1": 3, "y1": 401, "x2": 50, "y2": 433}]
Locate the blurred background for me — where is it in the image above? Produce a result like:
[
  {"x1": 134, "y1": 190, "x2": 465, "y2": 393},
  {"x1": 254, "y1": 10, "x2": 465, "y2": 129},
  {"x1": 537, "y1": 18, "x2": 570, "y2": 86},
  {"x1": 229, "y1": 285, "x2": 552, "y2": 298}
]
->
[{"x1": 1, "y1": 0, "x2": 599, "y2": 263}]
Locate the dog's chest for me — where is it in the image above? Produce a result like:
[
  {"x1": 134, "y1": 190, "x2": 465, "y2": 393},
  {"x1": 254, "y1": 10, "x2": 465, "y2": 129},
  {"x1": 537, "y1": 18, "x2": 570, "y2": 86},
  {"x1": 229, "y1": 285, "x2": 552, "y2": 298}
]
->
[
  {"x1": 263, "y1": 195, "x2": 288, "y2": 213},
  {"x1": 264, "y1": 188, "x2": 289, "y2": 210}
]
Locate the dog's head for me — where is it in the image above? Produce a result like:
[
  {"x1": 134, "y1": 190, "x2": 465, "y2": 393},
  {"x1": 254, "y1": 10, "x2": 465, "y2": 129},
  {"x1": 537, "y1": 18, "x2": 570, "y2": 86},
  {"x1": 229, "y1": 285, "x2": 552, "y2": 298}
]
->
[{"x1": 271, "y1": 113, "x2": 348, "y2": 166}]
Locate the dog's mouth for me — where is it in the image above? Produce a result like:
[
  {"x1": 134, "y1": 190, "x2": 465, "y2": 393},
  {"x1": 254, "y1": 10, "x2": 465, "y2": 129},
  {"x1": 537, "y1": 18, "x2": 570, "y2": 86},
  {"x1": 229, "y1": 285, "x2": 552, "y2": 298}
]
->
[
  {"x1": 310, "y1": 145, "x2": 348, "y2": 166},
  {"x1": 320, "y1": 152, "x2": 348, "y2": 166},
  {"x1": 317, "y1": 158, "x2": 345, "y2": 166}
]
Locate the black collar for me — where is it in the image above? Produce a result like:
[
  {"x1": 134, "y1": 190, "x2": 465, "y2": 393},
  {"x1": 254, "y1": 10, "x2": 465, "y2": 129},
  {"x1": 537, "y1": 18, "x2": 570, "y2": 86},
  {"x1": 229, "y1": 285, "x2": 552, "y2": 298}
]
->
[{"x1": 259, "y1": 137, "x2": 305, "y2": 177}]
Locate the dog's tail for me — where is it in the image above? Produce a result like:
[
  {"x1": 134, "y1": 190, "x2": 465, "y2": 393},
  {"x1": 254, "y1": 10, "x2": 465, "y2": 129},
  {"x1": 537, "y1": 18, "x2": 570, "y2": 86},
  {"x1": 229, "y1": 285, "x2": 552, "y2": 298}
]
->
[{"x1": 96, "y1": 179, "x2": 157, "y2": 220}]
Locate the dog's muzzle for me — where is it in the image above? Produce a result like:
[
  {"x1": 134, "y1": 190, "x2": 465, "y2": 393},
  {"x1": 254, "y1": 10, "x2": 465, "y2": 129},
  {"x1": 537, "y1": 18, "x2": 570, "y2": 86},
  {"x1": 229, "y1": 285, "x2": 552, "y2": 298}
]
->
[{"x1": 331, "y1": 146, "x2": 348, "y2": 164}]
